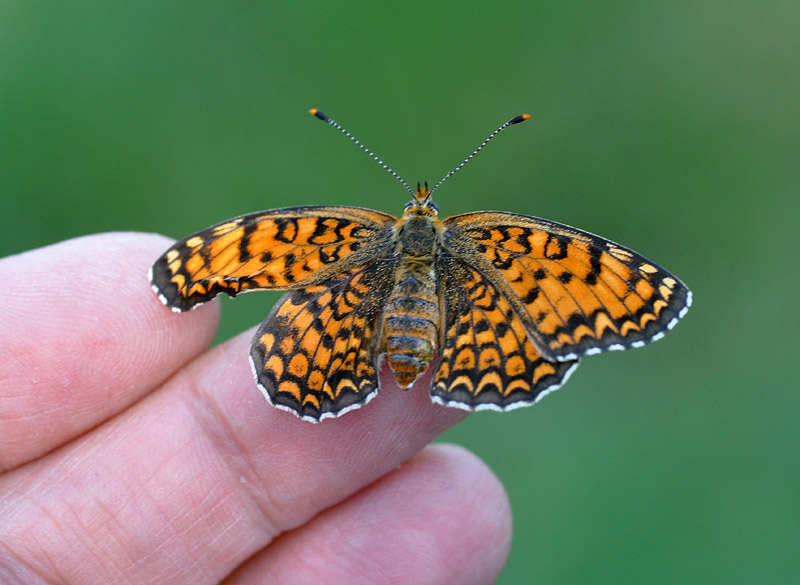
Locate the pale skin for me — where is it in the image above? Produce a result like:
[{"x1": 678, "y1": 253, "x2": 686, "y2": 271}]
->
[{"x1": 0, "y1": 232, "x2": 512, "y2": 585}]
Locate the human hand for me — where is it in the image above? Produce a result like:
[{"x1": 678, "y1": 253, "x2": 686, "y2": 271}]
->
[{"x1": 0, "y1": 233, "x2": 511, "y2": 584}]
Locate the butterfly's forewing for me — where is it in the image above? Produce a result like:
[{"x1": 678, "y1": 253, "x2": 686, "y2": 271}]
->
[
  {"x1": 432, "y1": 257, "x2": 579, "y2": 411},
  {"x1": 150, "y1": 206, "x2": 397, "y2": 311},
  {"x1": 250, "y1": 260, "x2": 398, "y2": 422},
  {"x1": 443, "y1": 212, "x2": 691, "y2": 361}
]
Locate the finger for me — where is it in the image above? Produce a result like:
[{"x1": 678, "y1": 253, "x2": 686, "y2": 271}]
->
[
  {"x1": 0, "y1": 330, "x2": 467, "y2": 585},
  {"x1": 0, "y1": 232, "x2": 220, "y2": 471},
  {"x1": 226, "y1": 444, "x2": 512, "y2": 585}
]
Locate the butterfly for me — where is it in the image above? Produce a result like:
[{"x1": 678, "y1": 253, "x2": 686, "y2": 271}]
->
[{"x1": 150, "y1": 110, "x2": 691, "y2": 422}]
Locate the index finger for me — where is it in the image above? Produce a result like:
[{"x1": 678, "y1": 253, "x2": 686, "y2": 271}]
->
[{"x1": 0, "y1": 232, "x2": 220, "y2": 471}]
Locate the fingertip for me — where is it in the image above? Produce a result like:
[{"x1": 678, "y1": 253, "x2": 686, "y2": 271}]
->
[
  {"x1": 1, "y1": 232, "x2": 221, "y2": 469},
  {"x1": 389, "y1": 444, "x2": 513, "y2": 583},
  {"x1": 409, "y1": 443, "x2": 513, "y2": 572},
  {"x1": 227, "y1": 442, "x2": 512, "y2": 585}
]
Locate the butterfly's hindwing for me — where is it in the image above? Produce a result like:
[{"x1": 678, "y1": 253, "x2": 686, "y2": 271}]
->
[
  {"x1": 250, "y1": 259, "x2": 398, "y2": 422},
  {"x1": 443, "y1": 212, "x2": 692, "y2": 361},
  {"x1": 431, "y1": 257, "x2": 579, "y2": 411},
  {"x1": 150, "y1": 206, "x2": 397, "y2": 311}
]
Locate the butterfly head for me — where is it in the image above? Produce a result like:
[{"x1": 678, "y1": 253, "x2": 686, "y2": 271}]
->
[{"x1": 403, "y1": 182, "x2": 439, "y2": 217}]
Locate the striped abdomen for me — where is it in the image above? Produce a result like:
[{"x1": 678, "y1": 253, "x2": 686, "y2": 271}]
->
[{"x1": 382, "y1": 266, "x2": 439, "y2": 389}]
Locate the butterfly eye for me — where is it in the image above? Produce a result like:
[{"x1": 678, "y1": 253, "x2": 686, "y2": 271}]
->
[{"x1": 427, "y1": 200, "x2": 439, "y2": 214}]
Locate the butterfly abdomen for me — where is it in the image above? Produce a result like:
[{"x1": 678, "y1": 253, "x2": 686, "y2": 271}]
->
[{"x1": 382, "y1": 264, "x2": 439, "y2": 389}]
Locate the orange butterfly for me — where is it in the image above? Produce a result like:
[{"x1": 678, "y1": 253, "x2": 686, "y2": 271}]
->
[{"x1": 151, "y1": 110, "x2": 691, "y2": 422}]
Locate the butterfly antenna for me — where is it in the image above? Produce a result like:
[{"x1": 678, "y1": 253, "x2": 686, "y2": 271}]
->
[
  {"x1": 310, "y1": 109, "x2": 415, "y2": 197},
  {"x1": 428, "y1": 113, "x2": 531, "y2": 197}
]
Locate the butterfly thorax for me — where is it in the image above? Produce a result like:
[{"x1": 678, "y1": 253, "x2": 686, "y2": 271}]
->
[{"x1": 381, "y1": 195, "x2": 443, "y2": 389}]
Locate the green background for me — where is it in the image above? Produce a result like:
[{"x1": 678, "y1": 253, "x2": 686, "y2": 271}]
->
[{"x1": 2, "y1": 1, "x2": 798, "y2": 583}]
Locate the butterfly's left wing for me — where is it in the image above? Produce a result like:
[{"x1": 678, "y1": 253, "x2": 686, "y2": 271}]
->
[
  {"x1": 250, "y1": 259, "x2": 397, "y2": 422},
  {"x1": 443, "y1": 211, "x2": 691, "y2": 361},
  {"x1": 150, "y1": 206, "x2": 397, "y2": 311},
  {"x1": 431, "y1": 257, "x2": 579, "y2": 411}
]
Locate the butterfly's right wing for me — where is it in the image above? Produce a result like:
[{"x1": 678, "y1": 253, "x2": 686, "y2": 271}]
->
[
  {"x1": 431, "y1": 256, "x2": 579, "y2": 412},
  {"x1": 443, "y1": 211, "x2": 691, "y2": 361},
  {"x1": 150, "y1": 206, "x2": 397, "y2": 311}
]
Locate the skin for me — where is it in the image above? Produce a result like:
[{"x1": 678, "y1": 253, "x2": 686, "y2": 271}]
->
[{"x1": 0, "y1": 232, "x2": 512, "y2": 585}]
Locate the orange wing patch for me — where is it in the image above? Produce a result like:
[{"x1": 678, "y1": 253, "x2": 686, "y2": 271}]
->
[
  {"x1": 150, "y1": 206, "x2": 396, "y2": 311},
  {"x1": 443, "y1": 212, "x2": 691, "y2": 361},
  {"x1": 250, "y1": 261, "x2": 397, "y2": 422},
  {"x1": 432, "y1": 257, "x2": 578, "y2": 411}
]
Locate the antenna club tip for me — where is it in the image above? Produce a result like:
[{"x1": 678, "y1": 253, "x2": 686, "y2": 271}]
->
[
  {"x1": 511, "y1": 113, "x2": 532, "y2": 125},
  {"x1": 309, "y1": 108, "x2": 329, "y2": 121}
]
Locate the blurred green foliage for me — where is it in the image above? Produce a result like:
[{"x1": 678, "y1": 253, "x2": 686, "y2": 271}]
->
[{"x1": 2, "y1": 1, "x2": 798, "y2": 583}]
